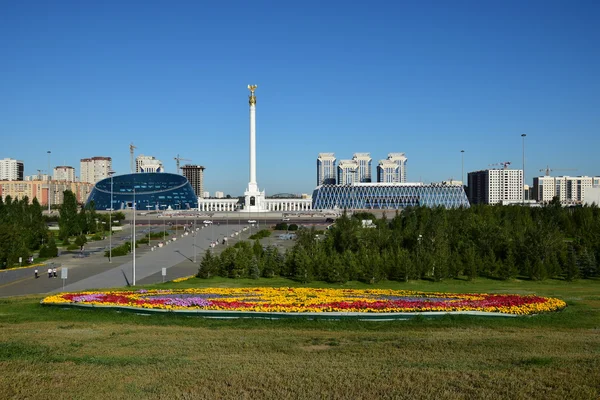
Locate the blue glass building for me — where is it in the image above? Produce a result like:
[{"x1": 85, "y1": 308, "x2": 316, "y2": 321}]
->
[
  {"x1": 312, "y1": 183, "x2": 470, "y2": 210},
  {"x1": 85, "y1": 173, "x2": 198, "y2": 211}
]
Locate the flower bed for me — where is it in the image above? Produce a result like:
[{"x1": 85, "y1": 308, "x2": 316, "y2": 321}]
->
[{"x1": 41, "y1": 288, "x2": 566, "y2": 315}]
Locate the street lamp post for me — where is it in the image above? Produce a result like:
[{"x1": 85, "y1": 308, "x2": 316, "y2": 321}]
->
[
  {"x1": 47, "y1": 151, "x2": 51, "y2": 212},
  {"x1": 132, "y1": 189, "x2": 136, "y2": 286},
  {"x1": 461, "y1": 150, "x2": 465, "y2": 187},
  {"x1": 107, "y1": 170, "x2": 115, "y2": 263},
  {"x1": 521, "y1": 134, "x2": 527, "y2": 205},
  {"x1": 193, "y1": 218, "x2": 197, "y2": 263}
]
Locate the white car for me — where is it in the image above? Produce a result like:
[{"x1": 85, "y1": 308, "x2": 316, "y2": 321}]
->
[
  {"x1": 282, "y1": 218, "x2": 290, "y2": 221},
  {"x1": 248, "y1": 220, "x2": 257, "y2": 224},
  {"x1": 203, "y1": 220, "x2": 213, "y2": 224}
]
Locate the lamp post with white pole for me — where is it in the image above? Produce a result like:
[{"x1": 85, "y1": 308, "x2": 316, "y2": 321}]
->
[
  {"x1": 521, "y1": 134, "x2": 526, "y2": 205},
  {"x1": 461, "y1": 150, "x2": 465, "y2": 187},
  {"x1": 47, "y1": 151, "x2": 51, "y2": 212},
  {"x1": 108, "y1": 170, "x2": 115, "y2": 263},
  {"x1": 193, "y1": 217, "x2": 197, "y2": 263},
  {"x1": 132, "y1": 188, "x2": 136, "y2": 286}
]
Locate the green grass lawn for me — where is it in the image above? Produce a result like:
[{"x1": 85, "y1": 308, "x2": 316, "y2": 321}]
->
[{"x1": 1, "y1": 278, "x2": 599, "y2": 399}]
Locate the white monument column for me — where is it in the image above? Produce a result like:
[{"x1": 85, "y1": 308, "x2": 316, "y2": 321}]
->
[{"x1": 244, "y1": 85, "x2": 266, "y2": 212}]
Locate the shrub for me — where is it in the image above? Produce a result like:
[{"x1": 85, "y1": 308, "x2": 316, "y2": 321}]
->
[
  {"x1": 91, "y1": 234, "x2": 102, "y2": 241},
  {"x1": 105, "y1": 241, "x2": 136, "y2": 257},
  {"x1": 274, "y1": 223, "x2": 288, "y2": 230},
  {"x1": 249, "y1": 229, "x2": 271, "y2": 240},
  {"x1": 288, "y1": 224, "x2": 299, "y2": 231},
  {"x1": 66, "y1": 244, "x2": 79, "y2": 251}
]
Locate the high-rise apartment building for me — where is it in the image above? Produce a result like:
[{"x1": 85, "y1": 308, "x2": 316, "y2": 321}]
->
[
  {"x1": 215, "y1": 191, "x2": 224, "y2": 199},
  {"x1": 53, "y1": 166, "x2": 75, "y2": 182},
  {"x1": 532, "y1": 176, "x2": 600, "y2": 204},
  {"x1": 135, "y1": 155, "x2": 164, "y2": 173},
  {"x1": 181, "y1": 164, "x2": 205, "y2": 197},
  {"x1": 352, "y1": 153, "x2": 372, "y2": 182},
  {"x1": 468, "y1": 169, "x2": 523, "y2": 205},
  {"x1": 337, "y1": 159, "x2": 359, "y2": 185},
  {"x1": 317, "y1": 153, "x2": 336, "y2": 186},
  {"x1": 386, "y1": 153, "x2": 408, "y2": 183},
  {"x1": 377, "y1": 159, "x2": 399, "y2": 183},
  {"x1": 0, "y1": 158, "x2": 24, "y2": 181},
  {"x1": 80, "y1": 157, "x2": 112, "y2": 184}
]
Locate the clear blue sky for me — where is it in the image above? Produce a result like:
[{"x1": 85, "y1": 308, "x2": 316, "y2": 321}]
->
[{"x1": 1, "y1": 0, "x2": 599, "y2": 195}]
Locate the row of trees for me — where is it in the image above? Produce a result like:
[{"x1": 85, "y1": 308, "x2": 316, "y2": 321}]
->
[
  {"x1": 0, "y1": 196, "x2": 48, "y2": 268},
  {"x1": 199, "y1": 203, "x2": 600, "y2": 282}
]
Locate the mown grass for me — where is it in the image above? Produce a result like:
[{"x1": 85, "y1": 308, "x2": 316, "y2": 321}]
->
[{"x1": 0, "y1": 278, "x2": 599, "y2": 399}]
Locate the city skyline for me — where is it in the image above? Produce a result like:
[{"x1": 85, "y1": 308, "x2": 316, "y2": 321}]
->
[{"x1": 1, "y1": 2, "x2": 599, "y2": 195}]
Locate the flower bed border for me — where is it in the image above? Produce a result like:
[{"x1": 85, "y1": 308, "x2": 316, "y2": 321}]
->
[{"x1": 42, "y1": 301, "x2": 523, "y2": 320}]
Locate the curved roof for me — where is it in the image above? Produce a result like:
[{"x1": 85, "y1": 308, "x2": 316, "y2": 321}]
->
[{"x1": 85, "y1": 173, "x2": 198, "y2": 210}]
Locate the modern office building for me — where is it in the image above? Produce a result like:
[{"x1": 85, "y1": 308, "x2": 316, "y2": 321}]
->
[
  {"x1": 352, "y1": 153, "x2": 372, "y2": 183},
  {"x1": 203, "y1": 191, "x2": 210, "y2": 198},
  {"x1": 0, "y1": 158, "x2": 24, "y2": 181},
  {"x1": 215, "y1": 191, "x2": 224, "y2": 199},
  {"x1": 136, "y1": 155, "x2": 164, "y2": 173},
  {"x1": 386, "y1": 153, "x2": 408, "y2": 183},
  {"x1": 53, "y1": 166, "x2": 75, "y2": 182},
  {"x1": 0, "y1": 180, "x2": 93, "y2": 205},
  {"x1": 467, "y1": 168, "x2": 523, "y2": 205},
  {"x1": 317, "y1": 153, "x2": 337, "y2": 186},
  {"x1": 85, "y1": 172, "x2": 198, "y2": 211},
  {"x1": 532, "y1": 176, "x2": 600, "y2": 204},
  {"x1": 312, "y1": 183, "x2": 470, "y2": 210},
  {"x1": 181, "y1": 164, "x2": 205, "y2": 197},
  {"x1": 337, "y1": 159, "x2": 359, "y2": 185},
  {"x1": 80, "y1": 157, "x2": 112, "y2": 184}
]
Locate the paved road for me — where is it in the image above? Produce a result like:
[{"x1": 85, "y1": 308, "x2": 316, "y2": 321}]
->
[{"x1": 0, "y1": 223, "x2": 249, "y2": 297}]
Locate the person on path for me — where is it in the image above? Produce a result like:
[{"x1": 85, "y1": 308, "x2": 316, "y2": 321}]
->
[
  {"x1": 48, "y1": 268, "x2": 52, "y2": 278},
  {"x1": 53, "y1": 268, "x2": 57, "y2": 278},
  {"x1": 34, "y1": 269, "x2": 39, "y2": 279}
]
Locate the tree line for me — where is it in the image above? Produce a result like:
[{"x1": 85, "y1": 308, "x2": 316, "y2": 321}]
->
[
  {"x1": 199, "y1": 202, "x2": 600, "y2": 282},
  {"x1": 0, "y1": 190, "x2": 124, "y2": 268}
]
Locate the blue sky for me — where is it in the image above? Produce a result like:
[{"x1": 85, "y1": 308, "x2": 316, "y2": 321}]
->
[{"x1": 1, "y1": 0, "x2": 599, "y2": 195}]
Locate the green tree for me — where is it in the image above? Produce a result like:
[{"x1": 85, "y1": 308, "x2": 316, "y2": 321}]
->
[
  {"x1": 59, "y1": 190, "x2": 79, "y2": 240},
  {"x1": 197, "y1": 250, "x2": 217, "y2": 278}
]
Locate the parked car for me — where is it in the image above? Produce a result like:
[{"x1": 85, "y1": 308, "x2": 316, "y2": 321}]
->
[
  {"x1": 203, "y1": 220, "x2": 213, "y2": 224},
  {"x1": 248, "y1": 220, "x2": 257, "y2": 224},
  {"x1": 282, "y1": 218, "x2": 290, "y2": 221},
  {"x1": 325, "y1": 218, "x2": 335, "y2": 223}
]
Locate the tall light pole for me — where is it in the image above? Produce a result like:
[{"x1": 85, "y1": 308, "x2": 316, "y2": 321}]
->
[
  {"x1": 108, "y1": 170, "x2": 115, "y2": 263},
  {"x1": 521, "y1": 134, "x2": 526, "y2": 205},
  {"x1": 47, "y1": 151, "x2": 51, "y2": 212},
  {"x1": 461, "y1": 150, "x2": 465, "y2": 187},
  {"x1": 193, "y1": 218, "x2": 197, "y2": 263},
  {"x1": 132, "y1": 188, "x2": 136, "y2": 286}
]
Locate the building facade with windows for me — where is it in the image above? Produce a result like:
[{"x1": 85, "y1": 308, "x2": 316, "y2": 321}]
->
[
  {"x1": 377, "y1": 159, "x2": 399, "y2": 183},
  {"x1": 337, "y1": 160, "x2": 359, "y2": 185},
  {"x1": 135, "y1": 155, "x2": 164, "y2": 173},
  {"x1": 352, "y1": 153, "x2": 372, "y2": 182},
  {"x1": 317, "y1": 153, "x2": 337, "y2": 186},
  {"x1": 532, "y1": 176, "x2": 600, "y2": 204},
  {"x1": 0, "y1": 158, "x2": 24, "y2": 181},
  {"x1": 467, "y1": 169, "x2": 523, "y2": 205},
  {"x1": 312, "y1": 183, "x2": 469, "y2": 210},
  {"x1": 181, "y1": 164, "x2": 205, "y2": 197},
  {"x1": 80, "y1": 157, "x2": 112, "y2": 184},
  {"x1": 0, "y1": 180, "x2": 93, "y2": 205},
  {"x1": 85, "y1": 172, "x2": 198, "y2": 211},
  {"x1": 53, "y1": 166, "x2": 75, "y2": 182}
]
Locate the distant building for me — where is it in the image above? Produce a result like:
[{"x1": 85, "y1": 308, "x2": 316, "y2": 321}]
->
[
  {"x1": 53, "y1": 166, "x2": 75, "y2": 182},
  {"x1": 203, "y1": 191, "x2": 210, "y2": 198},
  {"x1": 317, "y1": 153, "x2": 336, "y2": 186},
  {"x1": 0, "y1": 158, "x2": 24, "y2": 181},
  {"x1": 25, "y1": 174, "x2": 50, "y2": 182},
  {"x1": 377, "y1": 159, "x2": 399, "y2": 183},
  {"x1": 386, "y1": 153, "x2": 408, "y2": 183},
  {"x1": 80, "y1": 157, "x2": 112, "y2": 184},
  {"x1": 468, "y1": 169, "x2": 523, "y2": 205},
  {"x1": 181, "y1": 164, "x2": 205, "y2": 198},
  {"x1": 337, "y1": 159, "x2": 359, "y2": 185},
  {"x1": 215, "y1": 191, "x2": 224, "y2": 199},
  {"x1": 352, "y1": 153, "x2": 372, "y2": 182},
  {"x1": 0, "y1": 179, "x2": 93, "y2": 205},
  {"x1": 135, "y1": 155, "x2": 163, "y2": 173},
  {"x1": 532, "y1": 176, "x2": 600, "y2": 204}
]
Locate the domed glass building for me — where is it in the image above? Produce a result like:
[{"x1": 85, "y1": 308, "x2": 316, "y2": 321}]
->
[{"x1": 85, "y1": 173, "x2": 198, "y2": 211}]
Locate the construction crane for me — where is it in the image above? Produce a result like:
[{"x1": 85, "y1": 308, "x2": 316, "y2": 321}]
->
[
  {"x1": 488, "y1": 161, "x2": 511, "y2": 169},
  {"x1": 539, "y1": 166, "x2": 577, "y2": 176},
  {"x1": 174, "y1": 154, "x2": 191, "y2": 174},
  {"x1": 129, "y1": 143, "x2": 137, "y2": 173}
]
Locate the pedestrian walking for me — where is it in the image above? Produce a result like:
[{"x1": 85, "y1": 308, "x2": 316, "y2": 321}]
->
[
  {"x1": 48, "y1": 268, "x2": 52, "y2": 278},
  {"x1": 34, "y1": 269, "x2": 39, "y2": 279},
  {"x1": 53, "y1": 268, "x2": 57, "y2": 278}
]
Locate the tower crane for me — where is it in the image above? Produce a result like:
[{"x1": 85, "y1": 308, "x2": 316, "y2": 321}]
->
[
  {"x1": 488, "y1": 161, "x2": 511, "y2": 169},
  {"x1": 539, "y1": 166, "x2": 577, "y2": 176},
  {"x1": 129, "y1": 143, "x2": 137, "y2": 173},
  {"x1": 174, "y1": 154, "x2": 191, "y2": 174}
]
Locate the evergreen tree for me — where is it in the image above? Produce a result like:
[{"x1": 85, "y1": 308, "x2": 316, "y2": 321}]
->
[
  {"x1": 59, "y1": 190, "x2": 79, "y2": 240},
  {"x1": 197, "y1": 250, "x2": 216, "y2": 278}
]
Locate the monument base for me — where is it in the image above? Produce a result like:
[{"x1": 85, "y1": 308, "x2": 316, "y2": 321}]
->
[{"x1": 242, "y1": 188, "x2": 268, "y2": 213}]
